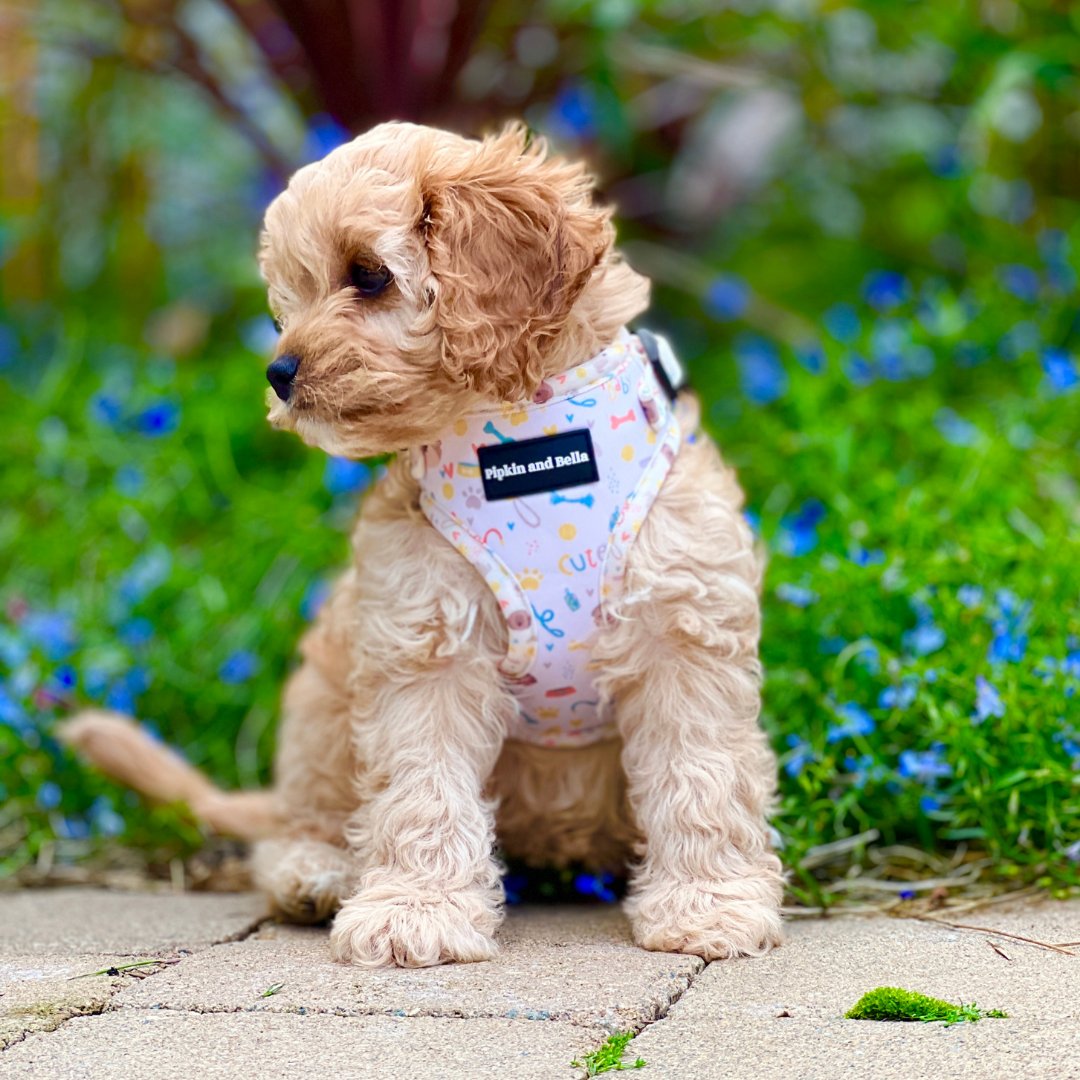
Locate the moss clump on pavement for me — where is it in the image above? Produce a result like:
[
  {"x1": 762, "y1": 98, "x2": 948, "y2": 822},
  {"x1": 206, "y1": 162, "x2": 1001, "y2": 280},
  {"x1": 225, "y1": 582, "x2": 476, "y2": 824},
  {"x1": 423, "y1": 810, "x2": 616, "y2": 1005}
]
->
[
  {"x1": 571, "y1": 1030, "x2": 646, "y2": 1075},
  {"x1": 845, "y1": 986, "x2": 1007, "y2": 1025}
]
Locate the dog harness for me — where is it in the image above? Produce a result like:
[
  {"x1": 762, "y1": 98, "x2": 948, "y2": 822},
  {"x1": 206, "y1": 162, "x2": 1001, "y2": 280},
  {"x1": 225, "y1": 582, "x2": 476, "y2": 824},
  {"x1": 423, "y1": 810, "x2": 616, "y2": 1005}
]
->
[{"x1": 415, "y1": 328, "x2": 684, "y2": 748}]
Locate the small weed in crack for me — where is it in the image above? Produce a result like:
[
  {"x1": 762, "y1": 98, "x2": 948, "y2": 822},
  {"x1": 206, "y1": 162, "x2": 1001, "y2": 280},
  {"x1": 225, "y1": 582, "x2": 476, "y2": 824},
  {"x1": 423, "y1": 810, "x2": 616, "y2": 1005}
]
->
[{"x1": 571, "y1": 1030, "x2": 646, "y2": 1075}]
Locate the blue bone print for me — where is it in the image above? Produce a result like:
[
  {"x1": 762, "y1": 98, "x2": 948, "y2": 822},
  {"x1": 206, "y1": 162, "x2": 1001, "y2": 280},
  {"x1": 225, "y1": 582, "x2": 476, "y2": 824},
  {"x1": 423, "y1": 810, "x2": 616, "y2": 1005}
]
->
[
  {"x1": 551, "y1": 491, "x2": 594, "y2": 508},
  {"x1": 482, "y1": 420, "x2": 513, "y2": 444}
]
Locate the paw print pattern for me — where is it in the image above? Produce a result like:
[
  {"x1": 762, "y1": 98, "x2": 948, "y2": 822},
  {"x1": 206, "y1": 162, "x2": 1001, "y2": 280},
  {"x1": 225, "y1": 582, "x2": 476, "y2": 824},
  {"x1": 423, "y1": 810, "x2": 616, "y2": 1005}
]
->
[
  {"x1": 462, "y1": 484, "x2": 483, "y2": 510},
  {"x1": 518, "y1": 568, "x2": 543, "y2": 591}
]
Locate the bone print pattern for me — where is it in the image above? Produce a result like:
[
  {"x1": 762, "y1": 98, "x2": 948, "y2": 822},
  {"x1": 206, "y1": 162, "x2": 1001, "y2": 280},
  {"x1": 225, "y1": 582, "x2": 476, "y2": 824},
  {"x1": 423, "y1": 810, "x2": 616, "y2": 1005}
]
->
[{"x1": 417, "y1": 329, "x2": 682, "y2": 748}]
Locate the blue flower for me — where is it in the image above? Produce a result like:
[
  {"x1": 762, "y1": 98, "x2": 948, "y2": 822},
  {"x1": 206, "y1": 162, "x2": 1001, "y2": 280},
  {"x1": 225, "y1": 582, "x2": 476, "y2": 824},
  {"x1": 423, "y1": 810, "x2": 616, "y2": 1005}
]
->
[
  {"x1": 55, "y1": 816, "x2": 91, "y2": 840},
  {"x1": 324, "y1": 457, "x2": 372, "y2": 496},
  {"x1": 89, "y1": 796, "x2": 126, "y2": 837},
  {"x1": 878, "y1": 677, "x2": 918, "y2": 710},
  {"x1": 862, "y1": 270, "x2": 909, "y2": 311},
  {"x1": 973, "y1": 675, "x2": 1005, "y2": 722},
  {"x1": 927, "y1": 145, "x2": 963, "y2": 178},
  {"x1": 776, "y1": 583, "x2": 818, "y2": 608},
  {"x1": 999, "y1": 320, "x2": 1039, "y2": 360},
  {"x1": 903, "y1": 622, "x2": 945, "y2": 658},
  {"x1": 1041, "y1": 348, "x2": 1078, "y2": 394},
  {"x1": 115, "y1": 465, "x2": 145, "y2": 497},
  {"x1": 105, "y1": 682, "x2": 136, "y2": 714},
  {"x1": 934, "y1": 408, "x2": 979, "y2": 447},
  {"x1": 777, "y1": 500, "x2": 825, "y2": 556},
  {"x1": 845, "y1": 753, "x2": 888, "y2": 789},
  {"x1": 919, "y1": 795, "x2": 941, "y2": 814},
  {"x1": 0, "y1": 628, "x2": 29, "y2": 669},
  {"x1": 51, "y1": 664, "x2": 77, "y2": 692},
  {"x1": 502, "y1": 872, "x2": 527, "y2": 906},
  {"x1": 795, "y1": 342, "x2": 826, "y2": 374},
  {"x1": 899, "y1": 746, "x2": 952, "y2": 784},
  {"x1": 573, "y1": 871, "x2": 617, "y2": 903},
  {"x1": 957, "y1": 585, "x2": 983, "y2": 609},
  {"x1": 119, "y1": 617, "x2": 154, "y2": 647},
  {"x1": 824, "y1": 304, "x2": 860, "y2": 343},
  {"x1": 784, "y1": 734, "x2": 815, "y2": 777},
  {"x1": 849, "y1": 546, "x2": 885, "y2": 567},
  {"x1": 36, "y1": 781, "x2": 62, "y2": 810},
  {"x1": 117, "y1": 547, "x2": 172, "y2": 606},
  {"x1": 241, "y1": 315, "x2": 281, "y2": 356},
  {"x1": 853, "y1": 643, "x2": 881, "y2": 675},
  {"x1": 89, "y1": 393, "x2": 123, "y2": 427},
  {"x1": 827, "y1": 703, "x2": 875, "y2": 743},
  {"x1": 303, "y1": 113, "x2": 350, "y2": 161},
  {"x1": 735, "y1": 334, "x2": 787, "y2": 404},
  {"x1": 0, "y1": 322, "x2": 17, "y2": 369},
  {"x1": 998, "y1": 265, "x2": 1040, "y2": 302},
  {"x1": 705, "y1": 276, "x2": 750, "y2": 321},
  {"x1": 844, "y1": 354, "x2": 875, "y2": 387},
  {"x1": 135, "y1": 399, "x2": 180, "y2": 437},
  {"x1": 83, "y1": 666, "x2": 110, "y2": 698},
  {"x1": 301, "y1": 578, "x2": 332, "y2": 621},
  {"x1": 24, "y1": 611, "x2": 78, "y2": 660},
  {"x1": 219, "y1": 650, "x2": 259, "y2": 685},
  {"x1": 987, "y1": 590, "x2": 1030, "y2": 664},
  {"x1": 0, "y1": 686, "x2": 29, "y2": 730},
  {"x1": 549, "y1": 83, "x2": 597, "y2": 140}
]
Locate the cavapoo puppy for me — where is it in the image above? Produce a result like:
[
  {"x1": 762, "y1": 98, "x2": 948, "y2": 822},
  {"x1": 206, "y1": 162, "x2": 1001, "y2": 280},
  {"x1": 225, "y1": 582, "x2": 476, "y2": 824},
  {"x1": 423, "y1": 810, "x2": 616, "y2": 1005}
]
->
[{"x1": 63, "y1": 121, "x2": 784, "y2": 968}]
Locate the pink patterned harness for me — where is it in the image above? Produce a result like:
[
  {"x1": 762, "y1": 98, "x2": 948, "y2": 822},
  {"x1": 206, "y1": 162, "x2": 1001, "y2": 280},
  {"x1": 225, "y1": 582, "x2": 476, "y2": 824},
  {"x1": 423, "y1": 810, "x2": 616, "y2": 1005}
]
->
[{"x1": 415, "y1": 329, "x2": 683, "y2": 748}]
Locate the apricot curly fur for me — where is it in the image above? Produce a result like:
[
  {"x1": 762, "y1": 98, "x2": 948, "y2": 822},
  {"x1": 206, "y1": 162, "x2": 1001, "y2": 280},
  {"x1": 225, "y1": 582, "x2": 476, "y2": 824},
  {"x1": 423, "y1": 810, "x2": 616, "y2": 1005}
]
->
[{"x1": 61, "y1": 121, "x2": 783, "y2": 967}]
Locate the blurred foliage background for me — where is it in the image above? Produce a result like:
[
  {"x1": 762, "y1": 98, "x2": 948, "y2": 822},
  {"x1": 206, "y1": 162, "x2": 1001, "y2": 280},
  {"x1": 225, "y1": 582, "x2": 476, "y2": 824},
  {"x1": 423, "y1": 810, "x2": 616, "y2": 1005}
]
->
[{"x1": 1, "y1": 0, "x2": 1078, "y2": 902}]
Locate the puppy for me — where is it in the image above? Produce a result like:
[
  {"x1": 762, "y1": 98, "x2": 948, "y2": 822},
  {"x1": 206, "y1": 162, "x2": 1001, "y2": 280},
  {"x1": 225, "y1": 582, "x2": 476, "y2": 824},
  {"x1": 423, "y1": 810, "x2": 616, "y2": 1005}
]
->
[{"x1": 63, "y1": 122, "x2": 784, "y2": 967}]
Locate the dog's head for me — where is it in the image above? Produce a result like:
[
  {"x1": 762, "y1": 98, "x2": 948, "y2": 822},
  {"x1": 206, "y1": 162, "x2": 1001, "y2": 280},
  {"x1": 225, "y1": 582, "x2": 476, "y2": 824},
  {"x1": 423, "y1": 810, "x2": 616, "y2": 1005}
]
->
[{"x1": 258, "y1": 121, "x2": 647, "y2": 458}]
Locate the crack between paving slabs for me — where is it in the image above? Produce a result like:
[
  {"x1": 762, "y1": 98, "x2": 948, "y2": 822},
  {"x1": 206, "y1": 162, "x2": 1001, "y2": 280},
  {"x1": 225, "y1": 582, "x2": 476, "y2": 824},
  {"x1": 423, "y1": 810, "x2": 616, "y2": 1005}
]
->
[{"x1": 0, "y1": 911, "x2": 274, "y2": 1054}]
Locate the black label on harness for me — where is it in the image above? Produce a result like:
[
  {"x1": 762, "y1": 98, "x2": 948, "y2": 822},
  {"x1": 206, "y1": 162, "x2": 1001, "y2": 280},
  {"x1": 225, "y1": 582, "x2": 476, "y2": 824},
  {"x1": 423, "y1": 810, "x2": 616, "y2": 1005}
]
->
[{"x1": 477, "y1": 429, "x2": 599, "y2": 502}]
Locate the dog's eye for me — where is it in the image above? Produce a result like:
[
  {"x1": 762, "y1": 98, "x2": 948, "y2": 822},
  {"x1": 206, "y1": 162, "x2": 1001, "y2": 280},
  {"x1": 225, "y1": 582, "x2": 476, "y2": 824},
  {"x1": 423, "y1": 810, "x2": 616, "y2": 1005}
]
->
[{"x1": 349, "y1": 263, "x2": 393, "y2": 298}]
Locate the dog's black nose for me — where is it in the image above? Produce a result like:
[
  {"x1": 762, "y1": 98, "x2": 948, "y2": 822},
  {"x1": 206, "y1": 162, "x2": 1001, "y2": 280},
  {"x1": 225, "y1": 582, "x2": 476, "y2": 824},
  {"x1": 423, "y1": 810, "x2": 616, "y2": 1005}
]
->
[{"x1": 266, "y1": 354, "x2": 301, "y2": 401}]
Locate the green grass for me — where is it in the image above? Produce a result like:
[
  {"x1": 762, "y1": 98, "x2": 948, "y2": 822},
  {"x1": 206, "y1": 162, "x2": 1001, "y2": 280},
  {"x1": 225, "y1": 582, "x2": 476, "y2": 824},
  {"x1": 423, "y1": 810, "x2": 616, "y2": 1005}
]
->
[
  {"x1": 844, "y1": 986, "x2": 1008, "y2": 1025},
  {"x1": 571, "y1": 1031, "x2": 646, "y2": 1075}
]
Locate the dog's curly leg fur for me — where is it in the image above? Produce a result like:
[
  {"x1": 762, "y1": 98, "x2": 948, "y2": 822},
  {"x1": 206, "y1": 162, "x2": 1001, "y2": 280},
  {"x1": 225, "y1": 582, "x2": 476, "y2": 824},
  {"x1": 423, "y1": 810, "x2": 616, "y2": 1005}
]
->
[
  {"x1": 595, "y1": 436, "x2": 784, "y2": 960},
  {"x1": 327, "y1": 473, "x2": 514, "y2": 968}
]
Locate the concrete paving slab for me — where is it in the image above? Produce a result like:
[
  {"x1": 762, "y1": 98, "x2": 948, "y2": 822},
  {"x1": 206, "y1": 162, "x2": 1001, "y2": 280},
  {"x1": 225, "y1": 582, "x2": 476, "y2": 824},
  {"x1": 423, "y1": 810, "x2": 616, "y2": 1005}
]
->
[
  {"x1": 0, "y1": 1010, "x2": 604, "y2": 1080},
  {"x1": 115, "y1": 906, "x2": 702, "y2": 1030},
  {"x1": 0, "y1": 955, "x2": 125, "y2": 1049},
  {"x1": 665, "y1": 906, "x2": 1079, "y2": 1024},
  {"x1": 628, "y1": 904, "x2": 1080, "y2": 1080},
  {"x1": 0, "y1": 889, "x2": 267, "y2": 956},
  {"x1": 630, "y1": 1014, "x2": 1080, "y2": 1080}
]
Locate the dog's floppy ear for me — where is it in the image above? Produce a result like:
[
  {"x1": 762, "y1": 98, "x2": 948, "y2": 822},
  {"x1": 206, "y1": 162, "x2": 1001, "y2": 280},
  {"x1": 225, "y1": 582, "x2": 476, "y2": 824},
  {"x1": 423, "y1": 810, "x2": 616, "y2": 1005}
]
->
[{"x1": 421, "y1": 123, "x2": 612, "y2": 401}]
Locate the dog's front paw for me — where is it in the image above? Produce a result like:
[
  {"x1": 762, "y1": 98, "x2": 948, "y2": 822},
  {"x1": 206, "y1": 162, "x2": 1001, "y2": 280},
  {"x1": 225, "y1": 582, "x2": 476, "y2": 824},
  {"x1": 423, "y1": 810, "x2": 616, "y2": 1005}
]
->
[
  {"x1": 627, "y1": 875, "x2": 783, "y2": 961},
  {"x1": 329, "y1": 883, "x2": 501, "y2": 968}
]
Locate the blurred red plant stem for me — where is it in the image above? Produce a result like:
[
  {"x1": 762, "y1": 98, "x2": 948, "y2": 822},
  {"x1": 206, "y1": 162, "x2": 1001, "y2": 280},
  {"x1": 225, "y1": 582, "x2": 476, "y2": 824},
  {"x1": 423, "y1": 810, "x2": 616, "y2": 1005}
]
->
[
  {"x1": 223, "y1": 0, "x2": 495, "y2": 133},
  {"x1": 623, "y1": 239, "x2": 815, "y2": 346}
]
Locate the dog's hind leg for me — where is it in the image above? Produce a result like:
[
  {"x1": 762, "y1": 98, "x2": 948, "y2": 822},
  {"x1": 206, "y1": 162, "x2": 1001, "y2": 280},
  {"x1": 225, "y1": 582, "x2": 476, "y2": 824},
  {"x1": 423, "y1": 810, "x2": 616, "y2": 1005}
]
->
[
  {"x1": 252, "y1": 836, "x2": 356, "y2": 922},
  {"x1": 254, "y1": 587, "x2": 366, "y2": 921}
]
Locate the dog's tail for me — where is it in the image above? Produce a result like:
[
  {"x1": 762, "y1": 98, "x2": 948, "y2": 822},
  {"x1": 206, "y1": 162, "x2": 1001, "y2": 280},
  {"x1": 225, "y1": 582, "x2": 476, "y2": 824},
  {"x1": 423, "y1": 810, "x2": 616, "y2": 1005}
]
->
[{"x1": 58, "y1": 710, "x2": 280, "y2": 841}]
